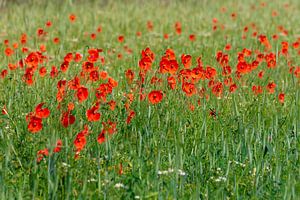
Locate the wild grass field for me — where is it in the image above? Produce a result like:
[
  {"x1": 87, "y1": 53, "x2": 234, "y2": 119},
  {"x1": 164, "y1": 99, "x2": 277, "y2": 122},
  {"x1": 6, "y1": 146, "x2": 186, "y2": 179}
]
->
[{"x1": 0, "y1": 0, "x2": 299, "y2": 199}]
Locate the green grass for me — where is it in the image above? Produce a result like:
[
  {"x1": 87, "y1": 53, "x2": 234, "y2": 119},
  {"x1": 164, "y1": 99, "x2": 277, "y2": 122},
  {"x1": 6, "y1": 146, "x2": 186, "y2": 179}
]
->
[{"x1": 0, "y1": 0, "x2": 299, "y2": 199}]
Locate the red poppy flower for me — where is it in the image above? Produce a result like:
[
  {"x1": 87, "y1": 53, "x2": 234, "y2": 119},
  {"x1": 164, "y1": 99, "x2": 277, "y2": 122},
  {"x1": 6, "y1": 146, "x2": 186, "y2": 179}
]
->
[
  {"x1": 46, "y1": 21, "x2": 52, "y2": 27},
  {"x1": 86, "y1": 103, "x2": 101, "y2": 122},
  {"x1": 28, "y1": 116, "x2": 43, "y2": 133},
  {"x1": 108, "y1": 78, "x2": 118, "y2": 88},
  {"x1": 164, "y1": 60, "x2": 179, "y2": 74},
  {"x1": 147, "y1": 21, "x2": 153, "y2": 31},
  {"x1": 118, "y1": 163, "x2": 123, "y2": 175},
  {"x1": 82, "y1": 61, "x2": 95, "y2": 72},
  {"x1": 205, "y1": 66, "x2": 217, "y2": 79},
  {"x1": 53, "y1": 37, "x2": 60, "y2": 44},
  {"x1": 96, "y1": 83, "x2": 113, "y2": 102},
  {"x1": 117, "y1": 53, "x2": 123, "y2": 59},
  {"x1": 294, "y1": 67, "x2": 300, "y2": 78},
  {"x1": 229, "y1": 83, "x2": 237, "y2": 93},
  {"x1": 20, "y1": 33, "x2": 27, "y2": 44},
  {"x1": 68, "y1": 76, "x2": 81, "y2": 90},
  {"x1": 13, "y1": 43, "x2": 18, "y2": 49},
  {"x1": 37, "y1": 148, "x2": 49, "y2": 163},
  {"x1": 97, "y1": 131, "x2": 106, "y2": 144},
  {"x1": 8, "y1": 63, "x2": 17, "y2": 71},
  {"x1": 35, "y1": 103, "x2": 50, "y2": 119},
  {"x1": 167, "y1": 76, "x2": 176, "y2": 90},
  {"x1": 182, "y1": 82, "x2": 196, "y2": 97},
  {"x1": 164, "y1": 49, "x2": 176, "y2": 60},
  {"x1": 22, "y1": 70, "x2": 34, "y2": 85},
  {"x1": 50, "y1": 66, "x2": 58, "y2": 78},
  {"x1": 60, "y1": 61, "x2": 69, "y2": 73},
  {"x1": 257, "y1": 71, "x2": 264, "y2": 79},
  {"x1": 126, "y1": 110, "x2": 135, "y2": 124},
  {"x1": 63, "y1": 53, "x2": 73, "y2": 63},
  {"x1": 231, "y1": 12, "x2": 237, "y2": 19},
  {"x1": 68, "y1": 102, "x2": 75, "y2": 111},
  {"x1": 76, "y1": 86, "x2": 89, "y2": 102},
  {"x1": 181, "y1": 54, "x2": 192, "y2": 69},
  {"x1": 148, "y1": 90, "x2": 163, "y2": 104},
  {"x1": 136, "y1": 31, "x2": 142, "y2": 37},
  {"x1": 39, "y1": 67, "x2": 47, "y2": 77},
  {"x1": 99, "y1": 71, "x2": 108, "y2": 80},
  {"x1": 125, "y1": 69, "x2": 135, "y2": 84},
  {"x1": 266, "y1": 82, "x2": 276, "y2": 94},
  {"x1": 221, "y1": 66, "x2": 232, "y2": 76},
  {"x1": 252, "y1": 85, "x2": 263, "y2": 95},
  {"x1": 292, "y1": 42, "x2": 299, "y2": 49},
  {"x1": 224, "y1": 77, "x2": 231, "y2": 86},
  {"x1": 174, "y1": 22, "x2": 182, "y2": 35},
  {"x1": 25, "y1": 52, "x2": 40, "y2": 68},
  {"x1": 97, "y1": 25, "x2": 102, "y2": 33},
  {"x1": 278, "y1": 93, "x2": 285, "y2": 104},
  {"x1": 74, "y1": 52, "x2": 83, "y2": 62},
  {"x1": 150, "y1": 76, "x2": 162, "y2": 85},
  {"x1": 53, "y1": 139, "x2": 62, "y2": 153},
  {"x1": 1, "y1": 69, "x2": 8, "y2": 79},
  {"x1": 225, "y1": 44, "x2": 231, "y2": 51},
  {"x1": 189, "y1": 34, "x2": 196, "y2": 41},
  {"x1": 74, "y1": 136, "x2": 86, "y2": 155},
  {"x1": 2, "y1": 105, "x2": 8, "y2": 115},
  {"x1": 141, "y1": 47, "x2": 155, "y2": 61},
  {"x1": 61, "y1": 111, "x2": 75, "y2": 128},
  {"x1": 108, "y1": 100, "x2": 116, "y2": 111},
  {"x1": 3, "y1": 39, "x2": 9, "y2": 46},
  {"x1": 37, "y1": 28, "x2": 46, "y2": 37},
  {"x1": 118, "y1": 35, "x2": 124, "y2": 43},
  {"x1": 139, "y1": 56, "x2": 153, "y2": 72},
  {"x1": 265, "y1": 53, "x2": 276, "y2": 68},
  {"x1": 89, "y1": 70, "x2": 99, "y2": 82},
  {"x1": 73, "y1": 126, "x2": 89, "y2": 159},
  {"x1": 102, "y1": 120, "x2": 117, "y2": 135},
  {"x1": 90, "y1": 33, "x2": 97, "y2": 40},
  {"x1": 236, "y1": 61, "x2": 250, "y2": 74},
  {"x1": 212, "y1": 82, "x2": 223, "y2": 97},
  {"x1": 38, "y1": 44, "x2": 46, "y2": 52},
  {"x1": 57, "y1": 80, "x2": 67, "y2": 91},
  {"x1": 69, "y1": 14, "x2": 76, "y2": 22},
  {"x1": 87, "y1": 49, "x2": 99, "y2": 63}
]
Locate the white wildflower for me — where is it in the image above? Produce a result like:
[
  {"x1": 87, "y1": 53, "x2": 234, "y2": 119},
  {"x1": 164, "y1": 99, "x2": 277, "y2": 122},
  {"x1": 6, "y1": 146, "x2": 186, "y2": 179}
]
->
[
  {"x1": 215, "y1": 176, "x2": 227, "y2": 182},
  {"x1": 115, "y1": 183, "x2": 127, "y2": 189},
  {"x1": 87, "y1": 178, "x2": 97, "y2": 183},
  {"x1": 62, "y1": 162, "x2": 70, "y2": 167},
  {"x1": 178, "y1": 169, "x2": 186, "y2": 176}
]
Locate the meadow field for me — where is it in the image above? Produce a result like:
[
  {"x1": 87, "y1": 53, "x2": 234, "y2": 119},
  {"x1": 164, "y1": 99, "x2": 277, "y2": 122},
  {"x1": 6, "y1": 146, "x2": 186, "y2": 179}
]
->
[{"x1": 0, "y1": 0, "x2": 299, "y2": 199}]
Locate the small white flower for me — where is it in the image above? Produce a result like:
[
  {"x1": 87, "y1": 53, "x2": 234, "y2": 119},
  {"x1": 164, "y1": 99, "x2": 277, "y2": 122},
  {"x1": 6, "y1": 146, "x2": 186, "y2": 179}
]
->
[
  {"x1": 62, "y1": 162, "x2": 70, "y2": 167},
  {"x1": 178, "y1": 169, "x2": 186, "y2": 176},
  {"x1": 230, "y1": 160, "x2": 246, "y2": 167},
  {"x1": 168, "y1": 168, "x2": 174, "y2": 173},
  {"x1": 158, "y1": 168, "x2": 186, "y2": 176},
  {"x1": 158, "y1": 170, "x2": 168, "y2": 175},
  {"x1": 215, "y1": 176, "x2": 227, "y2": 182},
  {"x1": 101, "y1": 179, "x2": 110, "y2": 186},
  {"x1": 115, "y1": 183, "x2": 126, "y2": 189},
  {"x1": 87, "y1": 178, "x2": 97, "y2": 183}
]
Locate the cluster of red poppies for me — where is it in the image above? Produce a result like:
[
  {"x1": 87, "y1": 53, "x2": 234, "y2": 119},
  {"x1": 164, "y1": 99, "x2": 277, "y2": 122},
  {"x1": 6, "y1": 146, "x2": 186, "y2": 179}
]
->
[{"x1": 1, "y1": 11, "x2": 300, "y2": 163}]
